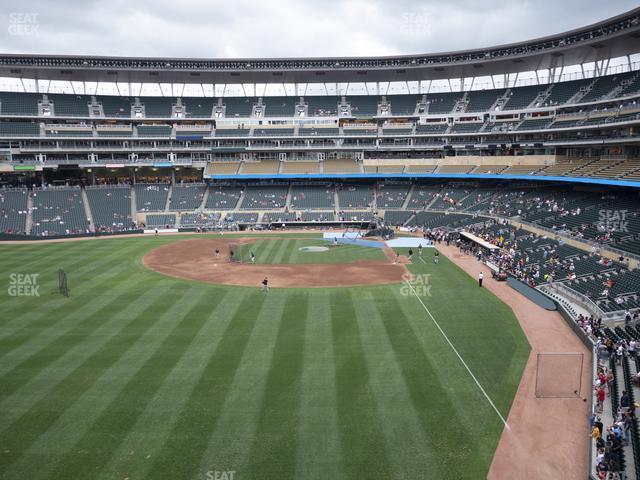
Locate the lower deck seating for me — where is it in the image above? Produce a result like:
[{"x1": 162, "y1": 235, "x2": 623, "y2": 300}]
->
[
  {"x1": 0, "y1": 189, "x2": 29, "y2": 234},
  {"x1": 337, "y1": 185, "x2": 373, "y2": 209},
  {"x1": 146, "y1": 214, "x2": 176, "y2": 228},
  {"x1": 262, "y1": 212, "x2": 297, "y2": 223},
  {"x1": 169, "y1": 184, "x2": 205, "y2": 211},
  {"x1": 205, "y1": 186, "x2": 242, "y2": 209},
  {"x1": 31, "y1": 187, "x2": 89, "y2": 236},
  {"x1": 299, "y1": 211, "x2": 334, "y2": 221},
  {"x1": 240, "y1": 185, "x2": 288, "y2": 209},
  {"x1": 135, "y1": 184, "x2": 170, "y2": 212},
  {"x1": 383, "y1": 210, "x2": 413, "y2": 226},
  {"x1": 376, "y1": 185, "x2": 410, "y2": 208},
  {"x1": 290, "y1": 185, "x2": 334, "y2": 209},
  {"x1": 85, "y1": 186, "x2": 132, "y2": 231},
  {"x1": 180, "y1": 212, "x2": 220, "y2": 226},
  {"x1": 224, "y1": 212, "x2": 259, "y2": 223}
]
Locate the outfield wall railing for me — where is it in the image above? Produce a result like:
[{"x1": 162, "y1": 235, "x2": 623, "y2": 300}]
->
[
  {"x1": 0, "y1": 229, "x2": 143, "y2": 241},
  {"x1": 552, "y1": 301, "x2": 597, "y2": 480}
]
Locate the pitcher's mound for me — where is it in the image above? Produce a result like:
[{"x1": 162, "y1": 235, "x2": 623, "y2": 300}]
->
[
  {"x1": 298, "y1": 246, "x2": 329, "y2": 252},
  {"x1": 142, "y1": 238, "x2": 410, "y2": 288}
]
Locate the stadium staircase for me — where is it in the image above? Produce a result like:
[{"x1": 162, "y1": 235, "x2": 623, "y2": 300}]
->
[
  {"x1": 88, "y1": 97, "x2": 104, "y2": 117},
  {"x1": 568, "y1": 79, "x2": 597, "y2": 105},
  {"x1": 453, "y1": 93, "x2": 469, "y2": 113},
  {"x1": 453, "y1": 189, "x2": 475, "y2": 208},
  {"x1": 25, "y1": 193, "x2": 33, "y2": 235},
  {"x1": 478, "y1": 120, "x2": 490, "y2": 133},
  {"x1": 236, "y1": 188, "x2": 247, "y2": 209},
  {"x1": 199, "y1": 187, "x2": 209, "y2": 210},
  {"x1": 334, "y1": 189, "x2": 340, "y2": 211},
  {"x1": 529, "y1": 85, "x2": 552, "y2": 108},
  {"x1": 537, "y1": 285, "x2": 590, "y2": 318},
  {"x1": 130, "y1": 187, "x2": 137, "y2": 221},
  {"x1": 81, "y1": 188, "x2": 96, "y2": 232},
  {"x1": 424, "y1": 188, "x2": 443, "y2": 210},
  {"x1": 492, "y1": 90, "x2": 511, "y2": 111},
  {"x1": 401, "y1": 185, "x2": 414, "y2": 210},
  {"x1": 164, "y1": 184, "x2": 173, "y2": 212},
  {"x1": 284, "y1": 184, "x2": 293, "y2": 209}
]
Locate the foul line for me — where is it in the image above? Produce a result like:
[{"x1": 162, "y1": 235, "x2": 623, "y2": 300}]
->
[{"x1": 407, "y1": 258, "x2": 510, "y2": 429}]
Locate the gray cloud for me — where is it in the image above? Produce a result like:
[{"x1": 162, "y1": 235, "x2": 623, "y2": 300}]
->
[{"x1": 0, "y1": 0, "x2": 637, "y2": 58}]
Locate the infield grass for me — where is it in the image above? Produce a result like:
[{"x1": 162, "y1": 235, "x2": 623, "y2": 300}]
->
[
  {"x1": 235, "y1": 238, "x2": 386, "y2": 264},
  {"x1": 0, "y1": 235, "x2": 529, "y2": 480}
]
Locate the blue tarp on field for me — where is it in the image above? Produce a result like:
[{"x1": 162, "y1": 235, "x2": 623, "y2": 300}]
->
[{"x1": 322, "y1": 233, "x2": 385, "y2": 249}]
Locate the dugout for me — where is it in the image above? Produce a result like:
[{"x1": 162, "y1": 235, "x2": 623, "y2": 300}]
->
[{"x1": 458, "y1": 231, "x2": 501, "y2": 255}]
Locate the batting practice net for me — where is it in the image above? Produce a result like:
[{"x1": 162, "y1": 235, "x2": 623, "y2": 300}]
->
[{"x1": 535, "y1": 352, "x2": 583, "y2": 398}]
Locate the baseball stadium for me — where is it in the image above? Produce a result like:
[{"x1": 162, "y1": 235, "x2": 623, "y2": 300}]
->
[{"x1": 1, "y1": 4, "x2": 640, "y2": 479}]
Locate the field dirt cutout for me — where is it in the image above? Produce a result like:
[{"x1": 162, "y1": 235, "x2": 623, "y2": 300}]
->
[{"x1": 142, "y1": 237, "x2": 410, "y2": 288}]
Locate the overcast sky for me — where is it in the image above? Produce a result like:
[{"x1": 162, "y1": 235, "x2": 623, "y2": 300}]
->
[{"x1": 0, "y1": 0, "x2": 637, "y2": 59}]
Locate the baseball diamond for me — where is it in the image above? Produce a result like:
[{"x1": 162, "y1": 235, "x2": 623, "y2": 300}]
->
[{"x1": 2, "y1": 3, "x2": 640, "y2": 479}]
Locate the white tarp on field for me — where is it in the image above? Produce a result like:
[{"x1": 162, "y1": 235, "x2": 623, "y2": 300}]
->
[{"x1": 386, "y1": 238, "x2": 434, "y2": 248}]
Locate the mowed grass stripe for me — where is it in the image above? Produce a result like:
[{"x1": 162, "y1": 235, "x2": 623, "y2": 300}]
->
[
  {"x1": 95, "y1": 290, "x2": 244, "y2": 480},
  {"x1": 270, "y1": 238, "x2": 293, "y2": 264},
  {"x1": 258, "y1": 238, "x2": 279, "y2": 263},
  {"x1": 0, "y1": 284, "x2": 181, "y2": 476},
  {"x1": 374, "y1": 288, "x2": 488, "y2": 478},
  {"x1": 0, "y1": 242, "x2": 155, "y2": 371},
  {"x1": 3, "y1": 285, "x2": 197, "y2": 480},
  {"x1": 408, "y1": 251, "x2": 529, "y2": 414},
  {"x1": 0, "y1": 246, "x2": 149, "y2": 359},
  {"x1": 290, "y1": 239, "x2": 306, "y2": 262},
  {"x1": 143, "y1": 294, "x2": 269, "y2": 480},
  {"x1": 245, "y1": 291, "x2": 307, "y2": 478},
  {"x1": 0, "y1": 240, "x2": 146, "y2": 329},
  {"x1": 295, "y1": 290, "x2": 343, "y2": 479},
  {"x1": 0, "y1": 285, "x2": 146, "y2": 398},
  {"x1": 0, "y1": 286, "x2": 172, "y2": 427},
  {"x1": 330, "y1": 290, "x2": 391, "y2": 479},
  {"x1": 350, "y1": 289, "x2": 438, "y2": 478},
  {"x1": 44, "y1": 289, "x2": 219, "y2": 480},
  {"x1": 0, "y1": 240, "x2": 95, "y2": 273},
  {"x1": 1, "y1": 237, "x2": 128, "y2": 293},
  {"x1": 389, "y1": 286, "x2": 504, "y2": 467},
  {"x1": 195, "y1": 292, "x2": 288, "y2": 476}
]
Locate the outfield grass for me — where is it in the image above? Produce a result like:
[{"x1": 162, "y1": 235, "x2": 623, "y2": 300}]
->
[
  {"x1": 235, "y1": 238, "x2": 386, "y2": 264},
  {"x1": 0, "y1": 235, "x2": 529, "y2": 480}
]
